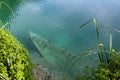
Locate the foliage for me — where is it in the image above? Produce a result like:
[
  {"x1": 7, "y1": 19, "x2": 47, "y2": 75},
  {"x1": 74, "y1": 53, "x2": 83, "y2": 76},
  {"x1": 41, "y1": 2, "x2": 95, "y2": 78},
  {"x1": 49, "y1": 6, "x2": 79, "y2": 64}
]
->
[
  {"x1": 75, "y1": 18, "x2": 120, "y2": 80},
  {"x1": 0, "y1": 27, "x2": 34, "y2": 80},
  {"x1": 76, "y1": 48, "x2": 120, "y2": 80},
  {"x1": 0, "y1": 1, "x2": 34, "y2": 80},
  {"x1": 94, "y1": 52, "x2": 120, "y2": 80}
]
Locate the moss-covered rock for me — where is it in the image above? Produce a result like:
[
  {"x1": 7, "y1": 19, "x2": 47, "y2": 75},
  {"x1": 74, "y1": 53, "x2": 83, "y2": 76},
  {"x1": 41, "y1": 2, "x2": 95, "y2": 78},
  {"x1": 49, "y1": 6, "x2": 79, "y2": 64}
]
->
[{"x1": 0, "y1": 28, "x2": 34, "y2": 80}]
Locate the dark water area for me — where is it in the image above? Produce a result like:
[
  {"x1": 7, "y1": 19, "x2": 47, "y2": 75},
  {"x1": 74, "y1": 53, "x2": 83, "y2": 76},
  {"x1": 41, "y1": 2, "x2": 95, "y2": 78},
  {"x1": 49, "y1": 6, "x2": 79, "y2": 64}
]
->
[{"x1": 0, "y1": 0, "x2": 120, "y2": 79}]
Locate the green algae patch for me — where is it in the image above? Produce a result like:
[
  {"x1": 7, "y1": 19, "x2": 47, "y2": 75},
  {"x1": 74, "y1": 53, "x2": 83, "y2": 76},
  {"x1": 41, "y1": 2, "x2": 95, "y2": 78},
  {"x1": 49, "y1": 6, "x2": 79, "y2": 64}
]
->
[{"x1": 0, "y1": 28, "x2": 34, "y2": 80}]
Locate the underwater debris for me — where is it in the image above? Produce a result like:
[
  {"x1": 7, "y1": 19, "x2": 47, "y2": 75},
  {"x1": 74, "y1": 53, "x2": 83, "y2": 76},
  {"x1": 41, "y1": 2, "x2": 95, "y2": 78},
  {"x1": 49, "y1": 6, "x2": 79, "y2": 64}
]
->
[
  {"x1": 29, "y1": 31, "x2": 76, "y2": 70},
  {"x1": 29, "y1": 31, "x2": 98, "y2": 80}
]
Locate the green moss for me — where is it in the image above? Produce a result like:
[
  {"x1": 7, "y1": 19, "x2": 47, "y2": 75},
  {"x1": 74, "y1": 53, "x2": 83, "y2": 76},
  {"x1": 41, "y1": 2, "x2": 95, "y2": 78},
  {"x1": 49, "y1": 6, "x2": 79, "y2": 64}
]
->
[{"x1": 0, "y1": 28, "x2": 34, "y2": 80}]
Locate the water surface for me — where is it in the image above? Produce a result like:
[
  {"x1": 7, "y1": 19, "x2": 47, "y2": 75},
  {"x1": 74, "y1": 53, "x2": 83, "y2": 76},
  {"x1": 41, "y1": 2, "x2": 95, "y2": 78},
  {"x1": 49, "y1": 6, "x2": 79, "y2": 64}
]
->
[{"x1": 0, "y1": 0, "x2": 120, "y2": 79}]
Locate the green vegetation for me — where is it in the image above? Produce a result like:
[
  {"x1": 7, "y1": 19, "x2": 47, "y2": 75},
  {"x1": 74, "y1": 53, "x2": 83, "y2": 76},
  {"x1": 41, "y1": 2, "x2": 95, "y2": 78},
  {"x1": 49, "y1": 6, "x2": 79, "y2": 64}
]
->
[
  {"x1": 0, "y1": 23, "x2": 34, "y2": 80},
  {"x1": 0, "y1": 2, "x2": 34, "y2": 80},
  {"x1": 76, "y1": 51, "x2": 120, "y2": 80},
  {"x1": 76, "y1": 18, "x2": 120, "y2": 80}
]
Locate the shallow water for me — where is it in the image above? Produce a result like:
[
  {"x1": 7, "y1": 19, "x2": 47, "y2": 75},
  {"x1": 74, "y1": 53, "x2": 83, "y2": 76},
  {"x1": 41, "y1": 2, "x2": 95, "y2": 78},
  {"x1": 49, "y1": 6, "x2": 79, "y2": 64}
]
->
[
  {"x1": 4, "y1": 0, "x2": 119, "y2": 52},
  {"x1": 0, "y1": 0, "x2": 120, "y2": 79}
]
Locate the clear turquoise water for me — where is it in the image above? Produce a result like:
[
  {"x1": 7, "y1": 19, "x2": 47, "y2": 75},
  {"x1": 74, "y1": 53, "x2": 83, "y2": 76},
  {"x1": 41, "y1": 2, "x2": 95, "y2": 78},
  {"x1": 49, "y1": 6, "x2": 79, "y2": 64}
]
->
[
  {"x1": 11, "y1": 0, "x2": 120, "y2": 52},
  {"x1": 4, "y1": 0, "x2": 118, "y2": 52},
  {"x1": 0, "y1": 0, "x2": 120, "y2": 79}
]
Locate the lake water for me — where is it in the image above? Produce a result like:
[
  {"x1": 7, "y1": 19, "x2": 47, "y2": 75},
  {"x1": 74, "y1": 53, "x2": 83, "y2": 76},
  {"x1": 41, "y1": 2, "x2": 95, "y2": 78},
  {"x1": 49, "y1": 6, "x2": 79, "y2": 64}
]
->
[
  {"x1": 0, "y1": 0, "x2": 120, "y2": 79},
  {"x1": 7, "y1": 0, "x2": 120, "y2": 52}
]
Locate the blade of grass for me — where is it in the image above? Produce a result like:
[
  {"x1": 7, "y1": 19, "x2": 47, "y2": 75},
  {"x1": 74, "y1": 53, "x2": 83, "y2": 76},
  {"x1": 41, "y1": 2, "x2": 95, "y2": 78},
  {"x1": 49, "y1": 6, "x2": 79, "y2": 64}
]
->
[
  {"x1": 0, "y1": 1, "x2": 14, "y2": 16},
  {"x1": 63, "y1": 44, "x2": 97, "y2": 79},
  {"x1": 98, "y1": 43, "x2": 106, "y2": 63},
  {"x1": 79, "y1": 19, "x2": 92, "y2": 29},
  {"x1": 0, "y1": 23, "x2": 9, "y2": 29},
  {"x1": 70, "y1": 19, "x2": 92, "y2": 36},
  {"x1": 93, "y1": 18, "x2": 100, "y2": 42},
  {"x1": 100, "y1": 26, "x2": 120, "y2": 33},
  {"x1": 110, "y1": 34, "x2": 112, "y2": 51},
  {"x1": 0, "y1": 2, "x2": 1, "y2": 9},
  {"x1": 93, "y1": 18, "x2": 106, "y2": 63},
  {"x1": 0, "y1": 73, "x2": 8, "y2": 80},
  {"x1": 0, "y1": 19, "x2": 3, "y2": 27},
  {"x1": 0, "y1": 1, "x2": 15, "y2": 30}
]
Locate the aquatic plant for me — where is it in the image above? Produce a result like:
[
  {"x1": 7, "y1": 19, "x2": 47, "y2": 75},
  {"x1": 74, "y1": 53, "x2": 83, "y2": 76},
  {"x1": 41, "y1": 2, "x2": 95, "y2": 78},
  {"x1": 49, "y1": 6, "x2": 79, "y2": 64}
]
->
[
  {"x1": 76, "y1": 18, "x2": 120, "y2": 80},
  {"x1": 93, "y1": 18, "x2": 111, "y2": 64},
  {"x1": 0, "y1": 24, "x2": 34, "y2": 80},
  {"x1": 93, "y1": 34, "x2": 120, "y2": 79},
  {"x1": 76, "y1": 50, "x2": 120, "y2": 80}
]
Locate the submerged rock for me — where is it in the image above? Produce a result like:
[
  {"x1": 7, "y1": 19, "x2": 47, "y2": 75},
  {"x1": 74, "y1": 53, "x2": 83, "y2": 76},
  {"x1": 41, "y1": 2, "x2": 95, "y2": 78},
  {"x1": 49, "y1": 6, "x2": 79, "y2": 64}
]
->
[{"x1": 32, "y1": 64, "x2": 61, "y2": 80}]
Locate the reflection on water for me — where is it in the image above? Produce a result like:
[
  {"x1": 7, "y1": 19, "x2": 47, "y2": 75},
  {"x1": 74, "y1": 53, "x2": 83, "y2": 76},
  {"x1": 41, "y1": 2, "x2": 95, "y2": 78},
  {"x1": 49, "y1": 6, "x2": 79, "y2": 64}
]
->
[{"x1": 1, "y1": 0, "x2": 120, "y2": 79}]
